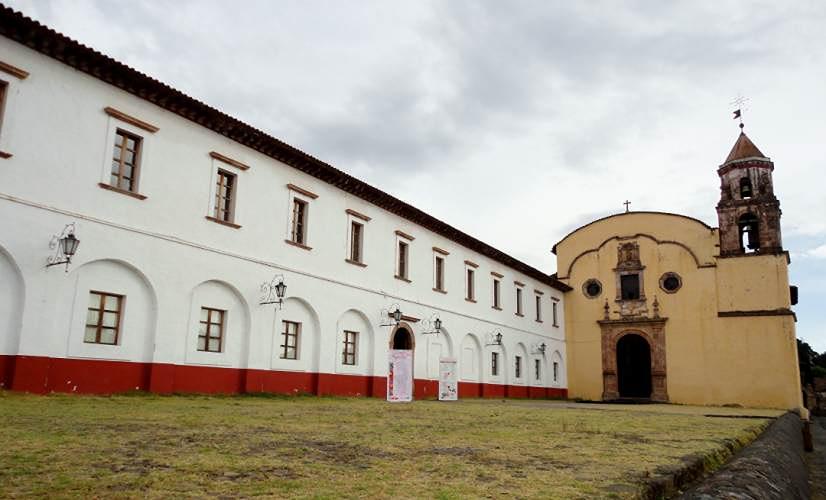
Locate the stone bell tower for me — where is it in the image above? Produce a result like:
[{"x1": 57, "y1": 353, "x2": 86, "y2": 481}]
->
[{"x1": 716, "y1": 129, "x2": 783, "y2": 256}]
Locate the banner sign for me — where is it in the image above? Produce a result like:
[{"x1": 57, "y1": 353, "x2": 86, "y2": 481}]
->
[
  {"x1": 387, "y1": 349, "x2": 413, "y2": 402},
  {"x1": 439, "y1": 358, "x2": 458, "y2": 401}
]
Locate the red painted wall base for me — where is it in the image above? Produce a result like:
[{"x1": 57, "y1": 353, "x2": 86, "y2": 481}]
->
[{"x1": 0, "y1": 354, "x2": 568, "y2": 400}]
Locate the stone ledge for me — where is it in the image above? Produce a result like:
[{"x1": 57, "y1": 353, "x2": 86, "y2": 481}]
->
[
  {"x1": 614, "y1": 418, "x2": 768, "y2": 499},
  {"x1": 676, "y1": 412, "x2": 808, "y2": 500}
]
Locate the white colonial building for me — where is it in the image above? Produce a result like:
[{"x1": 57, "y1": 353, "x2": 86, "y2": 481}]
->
[{"x1": 0, "y1": 7, "x2": 569, "y2": 398}]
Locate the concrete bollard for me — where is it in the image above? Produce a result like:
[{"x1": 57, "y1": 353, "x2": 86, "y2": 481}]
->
[{"x1": 803, "y1": 420, "x2": 814, "y2": 452}]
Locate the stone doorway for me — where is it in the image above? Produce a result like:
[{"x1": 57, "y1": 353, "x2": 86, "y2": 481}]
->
[
  {"x1": 616, "y1": 334, "x2": 652, "y2": 398},
  {"x1": 599, "y1": 318, "x2": 668, "y2": 402}
]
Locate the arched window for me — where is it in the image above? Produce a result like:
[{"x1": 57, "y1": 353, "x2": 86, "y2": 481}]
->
[
  {"x1": 738, "y1": 213, "x2": 760, "y2": 252},
  {"x1": 739, "y1": 177, "x2": 753, "y2": 199}
]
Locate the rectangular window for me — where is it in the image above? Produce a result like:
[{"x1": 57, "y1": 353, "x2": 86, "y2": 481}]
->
[
  {"x1": 214, "y1": 169, "x2": 236, "y2": 222},
  {"x1": 0, "y1": 80, "x2": 8, "y2": 139},
  {"x1": 516, "y1": 288, "x2": 523, "y2": 316},
  {"x1": 621, "y1": 274, "x2": 641, "y2": 300},
  {"x1": 535, "y1": 295, "x2": 542, "y2": 322},
  {"x1": 552, "y1": 301, "x2": 559, "y2": 327},
  {"x1": 84, "y1": 291, "x2": 123, "y2": 345},
  {"x1": 281, "y1": 321, "x2": 300, "y2": 359},
  {"x1": 342, "y1": 330, "x2": 358, "y2": 365},
  {"x1": 466, "y1": 269, "x2": 475, "y2": 301},
  {"x1": 491, "y1": 352, "x2": 499, "y2": 376},
  {"x1": 553, "y1": 361, "x2": 559, "y2": 382},
  {"x1": 435, "y1": 255, "x2": 444, "y2": 291},
  {"x1": 493, "y1": 279, "x2": 501, "y2": 309},
  {"x1": 198, "y1": 307, "x2": 225, "y2": 353},
  {"x1": 535, "y1": 359, "x2": 541, "y2": 381},
  {"x1": 515, "y1": 355, "x2": 522, "y2": 379},
  {"x1": 110, "y1": 129, "x2": 142, "y2": 192},
  {"x1": 397, "y1": 241, "x2": 409, "y2": 279},
  {"x1": 350, "y1": 221, "x2": 363, "y2": 263},
  {"x1": 291, "y1": 198, "x2": 308, "y2": 244}
]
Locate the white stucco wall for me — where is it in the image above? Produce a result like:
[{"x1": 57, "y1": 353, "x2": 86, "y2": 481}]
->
[
  {"x1": 62, "y1": 259, "x2": 157, "y2": 363},
  {"x1": 0, "y1": 37, "x2": 566, "y2": 389},
  {"x1": 0, "y1": 245, "x2": 24, "y2": 357}
]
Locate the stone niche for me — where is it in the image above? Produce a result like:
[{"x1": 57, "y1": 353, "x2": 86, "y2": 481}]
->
[{"x1": 613, "y1": 240, "x2": 648, "y2": 318}]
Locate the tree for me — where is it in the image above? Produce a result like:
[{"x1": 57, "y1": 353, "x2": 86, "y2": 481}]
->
[
  {"x1": 814, "y1": 351, "x2": 826, "y2": 369},
  {"x1": 798, "y1": 339, "x2": 817, "y2": 385},
  {"x1": 813, "y1": 350, "x2": 826, "y2": 379}
]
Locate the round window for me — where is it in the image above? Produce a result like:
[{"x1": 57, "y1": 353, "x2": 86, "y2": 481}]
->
[
  {"x1": 583, "y1": 279, "x2": 602, "y2": 298},
  {"x1": 659, "y1": 273, "x2": 682, "y2": 293}
]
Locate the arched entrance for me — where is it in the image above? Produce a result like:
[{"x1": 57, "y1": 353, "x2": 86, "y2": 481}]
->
[
  {"x1": 387, "y1": 324, "x2": 415, "y2": 402},
  {"x1": 600, "y1": 322, "x2": 668, "y2": 402},
  {"x1": 391, "y1": 327, "x2": 413, "y2": 350},
  {"x1": 616, "y1": 334, "x2": 652, "y2": 398}
]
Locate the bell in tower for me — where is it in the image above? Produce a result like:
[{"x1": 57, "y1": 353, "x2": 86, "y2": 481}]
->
[{"x1": 716, "y1": 129, "x2": 783, "y2": 256}]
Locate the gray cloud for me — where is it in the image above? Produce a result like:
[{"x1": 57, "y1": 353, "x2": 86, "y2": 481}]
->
[{"x1": 278, "y1": 1, "x2": 794, "y2": 176}]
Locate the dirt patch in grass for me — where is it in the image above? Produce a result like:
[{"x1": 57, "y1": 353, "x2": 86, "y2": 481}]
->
[
  {"x1": 0, "y1": 392, "x2": 778, "y2": 499},
  {"x1": 430, "y1": 446, "x2": 480, "y2": 456}
]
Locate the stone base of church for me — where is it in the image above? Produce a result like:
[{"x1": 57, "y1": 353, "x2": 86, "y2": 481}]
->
[{"x1": 0, "y1": 354, "x2": 568, "y2": 400}]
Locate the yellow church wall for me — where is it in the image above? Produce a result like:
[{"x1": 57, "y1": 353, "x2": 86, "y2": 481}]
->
[
  {"x1": 716, "y1": 254, "x2": 791, "y2": 311},
  {"x1": 699, "y1": 316, "x2": 800, "y2": 409},
  {"x1": 562, "y1": 229, "x2": 715, "y2": 403},
  {"x1": 555, "y1": 212, "x2": 718, "y2": 281},
  {"x1": 562, "y1": 251, "x2": 608, "y2": 401},
  {"x1": 654, "y1": 268, "x2": 717, "y2": 406},
  {"x1": 558, "y1": 212, "x2": 802, "y2": 410}
]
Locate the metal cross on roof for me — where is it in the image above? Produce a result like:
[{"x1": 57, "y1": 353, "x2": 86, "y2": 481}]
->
[
  {"x1": 730, "y1": 94, "x2": 749, "y2": 130},
  {"x1": 623, "y1": 200, "x2": 631, "y2": 212}
]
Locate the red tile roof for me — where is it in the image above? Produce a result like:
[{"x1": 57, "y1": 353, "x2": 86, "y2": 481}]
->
[{"x1": 0, "y1": 5, "x2": 570, "y2": 292}]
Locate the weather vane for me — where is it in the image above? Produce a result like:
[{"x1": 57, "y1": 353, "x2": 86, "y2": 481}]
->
[{"x1": 730, "y1": 93, "x2": 749, "y2": 130}]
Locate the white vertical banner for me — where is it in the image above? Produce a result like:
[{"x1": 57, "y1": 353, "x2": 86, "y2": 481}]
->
[
  {"x1": 387, "y1": 350, "x2": 413, "y2": 402},
  {"x1": 439, "y1": 358, "x2": 458, "y2": 401}
]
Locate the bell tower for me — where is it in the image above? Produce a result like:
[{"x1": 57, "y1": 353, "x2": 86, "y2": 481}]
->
[{"x1": 716, "y1": 130, "x2": 783, "y2": 256}]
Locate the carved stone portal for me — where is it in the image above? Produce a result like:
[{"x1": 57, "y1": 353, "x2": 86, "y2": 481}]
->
[{"x1": 599, "y1": 317, "x2": 668, "y2": 402}]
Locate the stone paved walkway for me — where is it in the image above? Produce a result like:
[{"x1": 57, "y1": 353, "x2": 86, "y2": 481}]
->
[{"x1": 808, "y1": 417, "x2": 826, "y2": 500}]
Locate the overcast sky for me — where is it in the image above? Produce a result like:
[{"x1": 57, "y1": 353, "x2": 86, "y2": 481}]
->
[{"x1": 9, "y1": 0, "x2": 826, "y2": 351}]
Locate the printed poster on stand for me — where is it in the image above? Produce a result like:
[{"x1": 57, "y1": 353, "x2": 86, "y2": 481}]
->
[
  {"x1": 387, "y1": 349, "x2": 413, "y2": 402},
  {"x1": 439, "y1": 358, "x2": 458, "y2": 401}
]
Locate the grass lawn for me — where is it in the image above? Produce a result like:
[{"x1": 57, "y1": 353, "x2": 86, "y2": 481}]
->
[{"x1": 0, "y1": 392, "x2": 781, "y2": 499}]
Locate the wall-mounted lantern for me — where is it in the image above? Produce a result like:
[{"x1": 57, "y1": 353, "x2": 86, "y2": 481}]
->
[
  {"x1": 486, "y1": 331, "x2": 503, "y2": 346},
  {"x1": 422, "y1": 313, "x2": 442, "y2": 335},
  {"x1": 380, "y1": 304, "x2": 404, "y2": 327},
  {"x1": 46, "y1": 223, "x2": 80, "y2": 272},
  {"x1": 259, "y1": 274, "x2": 287, "y2": 309},
  {"x1": 392, "y1": 306, "x2": 403, "y2": 325}
]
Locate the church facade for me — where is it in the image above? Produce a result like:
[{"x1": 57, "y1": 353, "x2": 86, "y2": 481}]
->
[{"x1": 553, "y1": 132, "x2": 802, "y2": 409}]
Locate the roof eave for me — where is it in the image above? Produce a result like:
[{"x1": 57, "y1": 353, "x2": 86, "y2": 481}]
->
[{"x1": 0, "y1": 5, "x2": 571, "y2": 292}]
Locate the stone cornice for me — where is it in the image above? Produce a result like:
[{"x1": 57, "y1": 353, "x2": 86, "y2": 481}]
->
[{"x1": 598, "y1": 316, "x2": 668, "y2": 326}]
